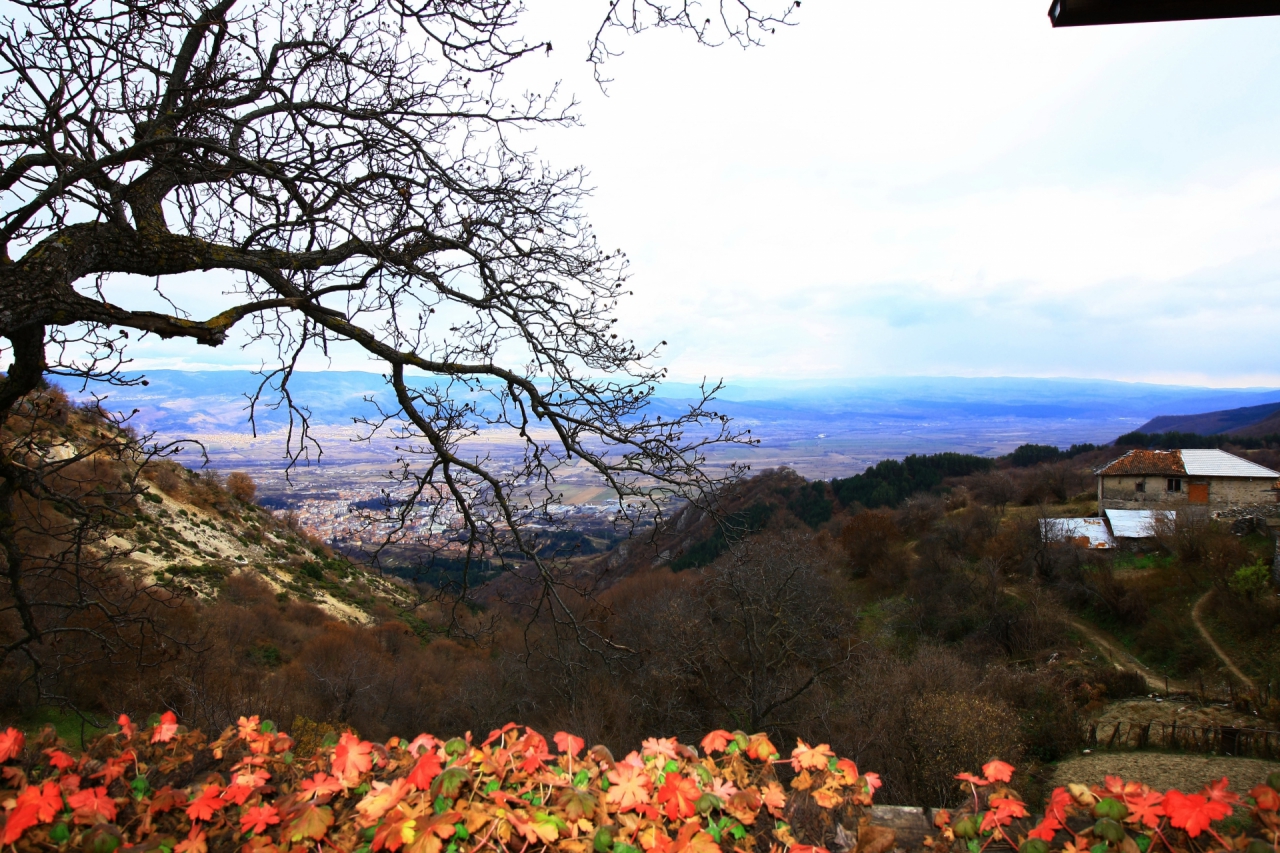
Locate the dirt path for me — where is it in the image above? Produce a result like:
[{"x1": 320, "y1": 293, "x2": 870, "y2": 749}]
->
[
  {"x1": 1191, "y1": 590, "x2": 1255, "y2": 689},
  {"x1": 1063, "y1": 614, "x2": 1190, "y2": 693}
]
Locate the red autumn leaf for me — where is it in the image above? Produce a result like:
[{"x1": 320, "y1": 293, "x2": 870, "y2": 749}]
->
[
  {"x1": 981, "y1": 795, "x2": 1028, "y2": 831},
  {"x1": 1124, "y1": 790, "x2": 1166, "y2": 828},
  {"x1": 92, "y1": 754, "x2": 131, "y2": 785},
  {"x1": 1251, "y1": 785, "x2": 1280, "y2": 812},
  {"x1": 1164, "y1": 790, "x2": 1232, "y2": 837},
  {"x1": 482, "y1": 723, "x2": 518, "y2": 747},
  {"x1": 117, "y1": 715, "x2": 136, "y2": 740},
  {"x1": 406, "y1": 752, "x2": 442, "y2": 791},
  {"x1": 223, "y1": 784, "x2": 255, "y2": 806},
  {"x1": 151, "y1": 711, "x2": 179, "y2": 744},
  {"x1": 656, "y1": 773, "x2": 700, "y2": 822},
  {"x1": 240, "y1": 804, "x2": 281, "y2": 835},
  {"x1": 0, "y1": 728, "x2": 25, "y2": 763},
  {"x1": 699, "y1": 730, "x2": 733, "y2": 755},
  {"x1": 1045, "y1": 787, "x2": 1073, "y2": 824},
  {"x1": 982, "y1": 760, "x2": 1015, "y2": 784},
  {"x1": 791, "y1": 847, "x2": 831, "y2": 853},
  {"x1": 67, "y1": 786, "x2": 118, "y2": 824},
  {"x1": 300, "y1": 773, "x2": 343, "y2": 801},
  {"x1": 186, "y1": 784, "x2": 228, "y2": 822},
  {"x1": 955, "y1": 772, "x2": 989, "y2": 787},
  {"x1": 554, "y1": 731, "x2": 585, "y2": 757},
  {"x1": 44, "y1": 748, "x2": 75, "y2": 771},
  {"x1": 1027, "y1": 816, "x2": 1061, "y2": 841},
  {"x1": 1, "y1": 781, "x2": 63, "y2": 844},
  {"x1": 1202, "y1": 777, "x2": 1240, "y2": 808},
  {"x1": 332, "y1": 732, "x2": 373, "y2": 785}
]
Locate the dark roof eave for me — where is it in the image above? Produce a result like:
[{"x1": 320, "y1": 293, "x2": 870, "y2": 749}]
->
[{"x1": 1049, "y1": 0, "x2": 1280, "y2": 26}]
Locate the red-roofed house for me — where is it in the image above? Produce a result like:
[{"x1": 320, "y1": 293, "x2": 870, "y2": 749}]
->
[{"x1": 1096, "y1": 449, "x2": 1280, "y2": 511}]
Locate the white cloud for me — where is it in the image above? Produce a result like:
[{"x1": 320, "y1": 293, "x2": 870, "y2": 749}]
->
[{"x1": 70, "y1": 2, "x2": 1280, "y2": 388}]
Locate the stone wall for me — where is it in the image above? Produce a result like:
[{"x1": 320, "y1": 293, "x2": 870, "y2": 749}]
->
[{"x1": 1099, "y1": 475, "x2": 1277, "y2": 511}]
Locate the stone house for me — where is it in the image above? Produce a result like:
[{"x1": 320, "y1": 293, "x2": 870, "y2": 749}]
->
[{"x1": 1096, "y1": 448, "x2": 1280, "y2": 511}]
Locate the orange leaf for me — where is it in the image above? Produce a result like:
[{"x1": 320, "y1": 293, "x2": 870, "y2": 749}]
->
[
  {"x1": 240, "y1": 804, "x2": 281, "y2": 835},
  {"x1": 186, "y1": 784, "x2": 228, "y2": 822},
  {"x1": 605, "y1": 763, "x2": 653, "y2": 813},
  {"x1": 332, "y1": 732, "x2": 373, "y2": 786},
  {"x1": 1164, "y1": 790, "x2": 1231, "y2": 837},
  {"x1": 982, "y1": 760, "x2": 1015, "y2": 784},
  {"x1": 555, "y1": 731, "x2": 586, "y2": 757},
  {"x1": 407, "y1": 752, "x2": 442, "y2": 791},
  {"x1": 656, "y1": 774, "x2": 700, "y2": 822},
  {"x1": 699, "y1": 731, "x2": 733, "y2": 755},
  {"x1": 0, "y1": 728, "x2": 25, "y2": 763},
  {"x1": 67, "y1": 785, "x2": 118, "y2": 824},
  {"x1": 152, "y1": 711, "x2": 179, "y2": 744}
]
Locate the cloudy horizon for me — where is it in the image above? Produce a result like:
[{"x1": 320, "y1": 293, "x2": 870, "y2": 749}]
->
[{"x1": 77, "y1": 2, "x2": 1280, "y2": 389}]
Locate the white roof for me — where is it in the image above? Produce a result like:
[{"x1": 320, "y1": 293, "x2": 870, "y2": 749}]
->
[
  {"x1": 1180, "y1": 449, "x2": 1280, "y2": 478},
  {"x1": 1104, "y1": 508, "x2": 1174, "y2": 539},
  {"x1": 1040, "y1": 517, "x2": 1114, "y2": 549}
]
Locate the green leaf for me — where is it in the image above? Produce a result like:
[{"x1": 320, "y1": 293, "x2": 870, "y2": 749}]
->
[
  {"x1": 594, "y1": 826, "x2": 616, "y2": 853},
  {"x1": 130, "y1": 776, "x2": 151, "y2": 799},
  {"x1": 828, "y1": 756, "x2": 839, "y2": 771},
  {"x1": 729, "y1": 824, "x2": 747, "y2": 840},
  {"x1": 281, "y1": 751, "x2": 294, "y2": 765},
  {"x1": 434, "y1": 796, "x2": 450, "y2": 814},
  {"x1": 454, "y1": 824, "x2": 470, "y2": 841},
  {"x1": 355, "y1": 782, "x2": 371, "y2": 797},
  {"x1": 663, "y1": 760, "x2": 678, "y2": 774},
  {"x1": 443, "y1": 738, "x2": 468, "y2": 757},
  {"x1": 260, "y1": 720, "x2": 276, "y2": 734},
  {"x1": 431, "y1": 767, "x2": 472, "y2": 800},
  {"x1": 573, "y1": 770, "x2": 590, "y2": 788},
  {"x1": 614, "y1": 844, "x2": 642, "y2": 853},
  {"x1": 484, "y1": 780, "x2": 500, "y2": 794},
  {"x1": 1091, "y1": 845, "x2": 1109, "y2": 853},
  {"x1": 1135, "y1": 836, "x2": 1151, "y2": 853},
  {"x1": 967, "y1": 840, "x2": 980, "y2": 853},
  {"x1": 322, "y1": 732, "x2": 339, "y2": 748},
  {"x1": 49, "y1": 822, "x2": 71, "y2": 843}
]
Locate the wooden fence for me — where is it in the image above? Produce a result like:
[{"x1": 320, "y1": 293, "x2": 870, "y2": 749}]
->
[{"x1": 1087, "y1": 719, "x2": 1280, "y2": 758}]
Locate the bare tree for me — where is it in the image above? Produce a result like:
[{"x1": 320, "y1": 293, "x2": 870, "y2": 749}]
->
[{"x1": 0, "y1": 0, "x2": 797, "y2": 667}]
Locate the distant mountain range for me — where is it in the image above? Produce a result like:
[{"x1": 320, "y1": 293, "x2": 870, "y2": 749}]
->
[
  {"x1": 48, "y1": 371, "x2": 1280, "y2": 478},
  {"x1": 1137, "y1": 400, "x2": 1280, "y2": 437}
]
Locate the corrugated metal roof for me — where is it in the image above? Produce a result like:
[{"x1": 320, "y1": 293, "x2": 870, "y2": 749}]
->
[
  {"x1": 1097, "y1": 448, "x2": 1280, "y2": 478},
  {"x1": 1179, "y1": 449, "x2": 1280, "y2": 478},
  {"x1": 1104, "y1": 508, "x2": 1174, "y2": 538},
  {"x1": 1040, "y1": 517, "x2": 1114, "y2": 548},
  {"x1": 1096, "y1": 450, "x2": 1185, "y2": 476}
]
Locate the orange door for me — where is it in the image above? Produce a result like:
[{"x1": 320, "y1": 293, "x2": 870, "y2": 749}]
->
[{"x1": 1188, "y1": 483, "x2": 1209, "y2": 504}]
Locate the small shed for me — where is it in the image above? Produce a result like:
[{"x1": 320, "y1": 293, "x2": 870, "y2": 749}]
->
[
  {"x1": 1103, "y1": 508, "x2": 1174, "y2": 540},
  {"x1": 1040, "y1": 517, "x2": 1114, "y2": 549}
]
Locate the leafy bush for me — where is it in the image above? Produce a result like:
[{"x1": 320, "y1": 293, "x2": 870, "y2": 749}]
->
[
  {"x1": 0, "y1": 716, "x2": 881, "y2": 853},
  {"x1": 1229, "y1": 559, "x2": 1272, "y2": 600}
]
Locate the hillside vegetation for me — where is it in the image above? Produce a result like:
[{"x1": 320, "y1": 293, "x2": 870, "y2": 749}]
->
[{"x1": 7, "y1": 387, "x2": 1280, "y2": 817}]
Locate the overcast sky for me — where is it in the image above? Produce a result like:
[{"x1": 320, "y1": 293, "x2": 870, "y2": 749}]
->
[{"x1": 107, "y1": 1, "x2": 1280, "y2": 388}]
